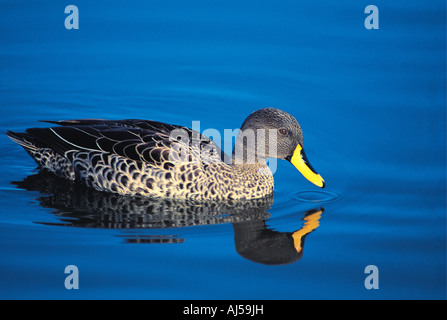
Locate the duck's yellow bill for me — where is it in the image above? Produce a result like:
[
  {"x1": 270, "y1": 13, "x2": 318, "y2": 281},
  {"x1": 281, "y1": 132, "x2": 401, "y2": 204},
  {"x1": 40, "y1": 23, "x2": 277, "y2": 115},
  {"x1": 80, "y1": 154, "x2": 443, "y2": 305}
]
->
[{"x1": 289, "y1": 144, "x2": 325, "y2": 188}]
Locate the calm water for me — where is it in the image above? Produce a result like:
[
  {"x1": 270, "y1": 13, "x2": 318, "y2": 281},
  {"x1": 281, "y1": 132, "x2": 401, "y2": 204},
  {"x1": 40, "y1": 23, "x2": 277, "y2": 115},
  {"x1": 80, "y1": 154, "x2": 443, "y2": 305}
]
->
[{"x1": 0, "y1": 1, "x2": 445, "y2": 299}]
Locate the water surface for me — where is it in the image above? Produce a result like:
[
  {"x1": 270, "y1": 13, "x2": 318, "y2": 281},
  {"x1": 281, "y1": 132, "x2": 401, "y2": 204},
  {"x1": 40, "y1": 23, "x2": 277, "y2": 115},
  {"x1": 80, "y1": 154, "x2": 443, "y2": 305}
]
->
[{"x1": 0, "y1": 0, "x2": 445, "y2": 299}]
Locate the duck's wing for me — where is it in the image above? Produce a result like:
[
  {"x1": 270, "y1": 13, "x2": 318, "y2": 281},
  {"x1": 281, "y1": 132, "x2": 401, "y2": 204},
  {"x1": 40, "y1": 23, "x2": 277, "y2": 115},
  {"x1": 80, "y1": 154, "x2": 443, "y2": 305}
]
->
[
  {"x1": 41, "y1": 119, "x2": 181, "y2": 135},
  {"x1": 27, "y1": 119, "x2": 225, "y2": 165}
]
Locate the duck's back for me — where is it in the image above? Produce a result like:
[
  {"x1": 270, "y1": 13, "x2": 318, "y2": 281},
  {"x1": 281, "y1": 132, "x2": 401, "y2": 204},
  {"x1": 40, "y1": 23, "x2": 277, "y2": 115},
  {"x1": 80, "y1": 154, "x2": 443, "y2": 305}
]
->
[{"x1": 6, "y1": 119, "x2": 236, "y2": 200}]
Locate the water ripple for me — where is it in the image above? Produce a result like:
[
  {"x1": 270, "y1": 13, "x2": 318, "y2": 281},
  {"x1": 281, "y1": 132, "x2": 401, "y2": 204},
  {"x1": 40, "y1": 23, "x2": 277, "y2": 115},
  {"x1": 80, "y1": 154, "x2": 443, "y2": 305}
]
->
[{"x1": 291, "y1": 189, "x2": 343, "y2": 204}]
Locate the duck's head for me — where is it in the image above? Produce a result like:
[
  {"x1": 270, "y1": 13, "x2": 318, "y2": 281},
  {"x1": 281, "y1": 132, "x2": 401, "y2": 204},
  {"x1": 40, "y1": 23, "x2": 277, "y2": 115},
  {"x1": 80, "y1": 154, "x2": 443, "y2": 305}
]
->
[{"x1": 234, "y1": 108, "x2": 325, "y2": 188}]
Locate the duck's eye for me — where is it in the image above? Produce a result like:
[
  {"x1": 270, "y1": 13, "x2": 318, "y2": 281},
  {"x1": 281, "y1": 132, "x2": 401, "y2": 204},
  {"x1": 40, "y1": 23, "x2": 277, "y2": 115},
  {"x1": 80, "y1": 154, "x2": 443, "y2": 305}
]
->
[{"x1": 279, "y1": 129, "x2": 288, "y2": 135}]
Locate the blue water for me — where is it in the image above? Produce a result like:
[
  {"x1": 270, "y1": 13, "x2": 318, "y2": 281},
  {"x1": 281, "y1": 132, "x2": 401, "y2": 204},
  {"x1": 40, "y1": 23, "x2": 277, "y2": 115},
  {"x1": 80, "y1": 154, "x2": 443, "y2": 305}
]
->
[{"x1": 0, "y1": 0, "x2": 445, "y2": 299}]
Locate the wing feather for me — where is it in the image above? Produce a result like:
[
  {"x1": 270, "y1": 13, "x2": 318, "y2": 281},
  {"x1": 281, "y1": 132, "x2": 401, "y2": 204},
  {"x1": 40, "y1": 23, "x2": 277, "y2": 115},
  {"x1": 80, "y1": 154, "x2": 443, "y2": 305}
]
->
[{"x1": 30, "y1": 119, "x2": 226, "y2": 165}]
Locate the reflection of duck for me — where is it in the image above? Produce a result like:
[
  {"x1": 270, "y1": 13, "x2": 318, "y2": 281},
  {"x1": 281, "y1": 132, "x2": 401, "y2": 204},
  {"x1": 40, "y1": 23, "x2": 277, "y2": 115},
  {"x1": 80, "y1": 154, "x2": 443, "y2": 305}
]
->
[
  {"x1": 233, "y1": 208, "x2": 323, "y2": 265},
  {"x1": 13, "y1": 171, "x2": 323, "y2": 265},
  {"x1": 7, "y1": 108, "x2": 324, "y2": 201},
  {"x1": 14, "y1": 171, "x2": 272, "y2": 229}
]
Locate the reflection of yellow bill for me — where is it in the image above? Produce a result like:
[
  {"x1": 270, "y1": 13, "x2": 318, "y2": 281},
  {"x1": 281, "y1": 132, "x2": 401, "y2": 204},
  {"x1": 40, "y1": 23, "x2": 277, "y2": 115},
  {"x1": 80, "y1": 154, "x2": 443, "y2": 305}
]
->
[
  {"x1": 292, "y1": 209, "x2": 323, "y2": 253},
  {"x1": 289, "y1": 144, "x2": 325, "y2": 188}
]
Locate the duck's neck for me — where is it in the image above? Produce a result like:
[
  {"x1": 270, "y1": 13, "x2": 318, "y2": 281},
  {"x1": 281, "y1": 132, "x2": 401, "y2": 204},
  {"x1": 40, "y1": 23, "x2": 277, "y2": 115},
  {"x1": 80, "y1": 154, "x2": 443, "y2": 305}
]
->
[
  {"x1": 226, "y1": 132, "x2": 274, "y2": 198},
  {"x1": 231, "y1": 131, "x2": 267, "y2": 167}
]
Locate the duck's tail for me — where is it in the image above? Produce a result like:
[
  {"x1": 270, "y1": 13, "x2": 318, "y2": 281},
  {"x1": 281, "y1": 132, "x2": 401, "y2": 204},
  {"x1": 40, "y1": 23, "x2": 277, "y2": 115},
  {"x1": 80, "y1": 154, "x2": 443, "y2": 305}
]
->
[
  {"x1": 5, "y1": 130, "x2": 39, "y2": 151},
  {"x1": 6, "y1": 130, "x2": 76, "y2": 180}
]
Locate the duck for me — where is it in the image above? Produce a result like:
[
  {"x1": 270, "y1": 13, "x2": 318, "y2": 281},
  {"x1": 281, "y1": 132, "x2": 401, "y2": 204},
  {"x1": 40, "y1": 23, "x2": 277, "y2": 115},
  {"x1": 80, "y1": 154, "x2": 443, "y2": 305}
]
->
[{"x1": 6, "y1": 108, "x2": 324, "y2": 201}]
